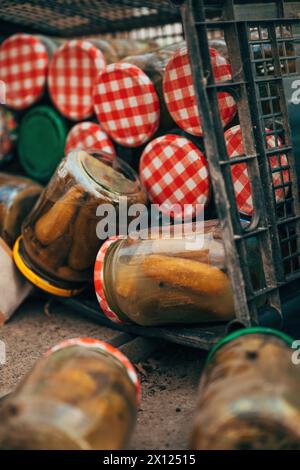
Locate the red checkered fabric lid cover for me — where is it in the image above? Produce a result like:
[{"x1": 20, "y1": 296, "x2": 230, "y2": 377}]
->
[
  {"x1": 65, "y1": 121, "x2": 116, "y2": 157},
  {"x1": 93, "y1": 62, "x2": 160, "y2": 147},
  {"x1": 139, "y1": 134, "x2": 210, "y2": 220},
  {"x1": 0, "y1": 34, "x2": 48, "y2": 110},
  {"x1": 48, "y1": 40, "x2": 106, "y2": 121},
  {"x1": 225, "y1": 125, "x2": 290, "y2": 216},
  {"x1": 163, "y1": 46, "x2": 237, "y2": 136},
  {"x1": 94, "y1": 236, "x2": 125, "y2": 325}
]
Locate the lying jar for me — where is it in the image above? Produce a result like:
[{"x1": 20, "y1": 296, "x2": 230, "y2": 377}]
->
[
  {"x1": 18, "y1": 105, "x2": 69, "y2": 183},
  {"x1": 14, "y1": 150, "x2": 147, "y2": 297},
  {"x1": 0, "y1": 173, "x2": 42, "y2": 248},
  {"x1": 94, "y1": 221, "x2": 265, "y2": 326},
  {"x1": 190, "y1": 327, "x2": 300, "y2": 450},
  {"x1": 93, "y1": 43, "x2": 183, "y2": 148},
  {"x1": 0, "y1": 338, "x2": 139, "y2": 450},
  {"x1": 0, "y1": 34, "x2": 57, "y2": 110}
]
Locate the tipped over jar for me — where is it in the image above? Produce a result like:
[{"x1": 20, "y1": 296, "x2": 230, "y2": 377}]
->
[
  {"x1": 94, "y1": 221, "x2": 265, "y2": 326},
  {"x1": 0, "y1": 338, "x2": 139, "y2": 450},
  {"x1": 14, "y1": 150, "x2": 146, "y2": 297}
]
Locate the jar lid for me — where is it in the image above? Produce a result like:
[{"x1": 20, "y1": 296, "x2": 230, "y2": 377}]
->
[
  {"x1": 48, "y1": 40, "x2": 106, "y2": 121},
  {"x1": 163, "y1": 46, "x2": 236, "y2": 136},
  {"x1": 93, "y1": 62, "x2": 160, "y2": 147},
  {"x1": 65, "y1": 121, "x2": 116, "y2": 157},
  {"x1": 13, "y1": 236, "x2": 84, "y2": 297},
  {"x1": 139, "y1": 134, "x2": 210, "y2": 220},
  {"x1": 18, "y1": 105, "x2": 68, "y2": 182},
  {"x1": 206, "y1": 327, "x2": 294, "y2": 365},
  {"x1": 224, "y1": 125, "x2": 290, "y2": 217},
  {"x1": 94, "y1": 236, "x2": 126, "y2": 325},
  {"x1": 46, "y1": 337, "x2": 140, "y2": 404},
  {"x1": 0, "y1": 34, "x2": 48, "y2": 110}
]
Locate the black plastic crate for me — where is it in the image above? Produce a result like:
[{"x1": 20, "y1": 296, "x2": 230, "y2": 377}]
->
[
  {"x1": 178, "y1": 0, "x2": 300, "y2": 330},
  {"x1": 0, "y1": 0, "x2": 181, "y2": 37}
]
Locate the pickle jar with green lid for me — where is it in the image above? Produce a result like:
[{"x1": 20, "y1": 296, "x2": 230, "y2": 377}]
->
[
  {"x1": 18, "y1": 105, "x2": 69, "y2": 183},
  {"x1": 0, "y1": 173, "x2": 42, "y2": 248},
  {"x1": 94, "y1": 221, "x2": 264, "y2": 326},
  {"x1": 190, "y1": 327, "x2": 300, "y2": 450},
  {"x1": 13, "y1": 149, "x2": 147, "y2": 297},
  {"x1": 0, "y1": 337, "x2": 139, "y2": 450}
]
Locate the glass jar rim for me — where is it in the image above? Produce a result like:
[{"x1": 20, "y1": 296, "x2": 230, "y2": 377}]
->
[
  {"x1": 206, "y1": 327, "x2": 294, "y2": 365},
  {"x1": 67, "y1": 149, "x2": 143, "y2": 198}
]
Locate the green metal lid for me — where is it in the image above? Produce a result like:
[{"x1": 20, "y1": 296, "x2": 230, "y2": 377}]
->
[
  {"x1": 18, "y1": 105, "x2": 68, "y2": 183},
  {"x1": 206, "y1": 327, "x2": 294, "y2": 365}
]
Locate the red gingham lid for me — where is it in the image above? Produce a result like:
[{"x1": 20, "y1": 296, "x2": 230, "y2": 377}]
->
[
  {"x1": 0, "y1": 34, "x2": 48, "y2": 110},
  {"x1": 94, "y1": 236, "x2": 126, "y2": 325},
  {"x1": 65, "y1": 121, "x2": 116, "y2": 157},
  {"x1": 163, "y1": 46, "x2": 237, "y2": 136},
  {"x1": 48, "y1": 40, "x2": 106, "y2": 121},
  {"x1": 93, "y1": 62, "x2": 160, "y2": 147},
  {"x1": 225, "y1": 125, "x2": 290, "y2": 216},
  {"x1": 139, "y1": 134, "x2": 210, "y2": 220},
  {"x1": 46, "y1": 337, "x2": 140, "y2": 404}
]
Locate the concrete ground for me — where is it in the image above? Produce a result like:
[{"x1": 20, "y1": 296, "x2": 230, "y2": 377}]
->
[{"x1": 0, "y1": 298, "x2": 207, "y2": 450}]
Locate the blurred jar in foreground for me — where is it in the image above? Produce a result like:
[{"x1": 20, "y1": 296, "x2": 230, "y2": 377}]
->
[
  {"x1": 14, "y1": 150, "x2": 146, "y2": 297},
  {"x1": 0, "y1": 107, "x2": 17, "y2": 165},
  {"x1": 0, "y1": 338, "x2": 139, "y2": 450},
  {"x1": 0, "y1": 34, "x2": 56, "y2": 110},
  {"x1": 18, "y1": 105, "x2": 69, "y2": 183},
  {"x1": 0, "y1": 173, "x2": 42, "y2": 248},
  {"x1": 65, "y1": 121, "x2": 116, "y2": 158},
  {"x1": 94, "y1": 221, "x2": 264, "y2": 326},
  {"x1": 93, "y1": 44, "x2": 182, "y2": 148},
  {"x1": 190, "y1": 327, "x2": 300, "y2": 450}
]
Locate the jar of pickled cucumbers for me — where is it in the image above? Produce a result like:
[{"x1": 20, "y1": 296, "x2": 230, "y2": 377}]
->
[
  {"x1": 0, "y1": 173, "x2": 42, "y2": 248},
  {"x1": 0, "y1": 338, "x2": 139, "y2": 450},
  {"x1": 13, "y1": 150, "x2": 147, "y2": 297},
  {"x1": 94, "y1": 221, "x2": 265, "y2": 326},
  {"x1": 190, "y1": 328, "x2": 300, "y2": 450}
]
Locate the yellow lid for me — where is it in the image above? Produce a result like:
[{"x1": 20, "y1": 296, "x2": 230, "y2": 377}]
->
[{"x1": 13, "y1": 236, "x2": 84, "y2": 297}]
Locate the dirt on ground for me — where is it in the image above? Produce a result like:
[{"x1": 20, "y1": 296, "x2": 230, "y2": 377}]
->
[{"x1": 0, "y1": 297, "x2": 207, "y2": 450}]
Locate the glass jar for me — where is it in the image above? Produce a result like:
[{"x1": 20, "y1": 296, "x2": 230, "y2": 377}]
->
[
  {"x1": 190, "y1": 328, "x2": 300, "y2": 450},
  {"x1": 163, "y1": 45, "x2": 237, "y2": 137},
  {"x1": 0, "y1": 338, "x2": 139, "y2": 450},
  {"x1": 0, "y1": 173, "x2": 42, "y2": 248},
  {"x1": 48, "y1": 39, "x2": 107, "y2": 121},
  {"x1": 14, "y1": 150, "x2": 147, "y2": 297},
  {"x1": 110, "y1": 38, "x2": 159, "y2": 60},
  {"x1": 0, "y1": 34, "x2": 56, "y2": 110},
  {"x1": 94, "y1": 221, "x2": 265, "y2": 326},
  {"x1": 18, "y1": 105, "x2": 69, "y2": 183},
  {"x1": 93, "y1": 44, "x2": 183, "y2": 147}
]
